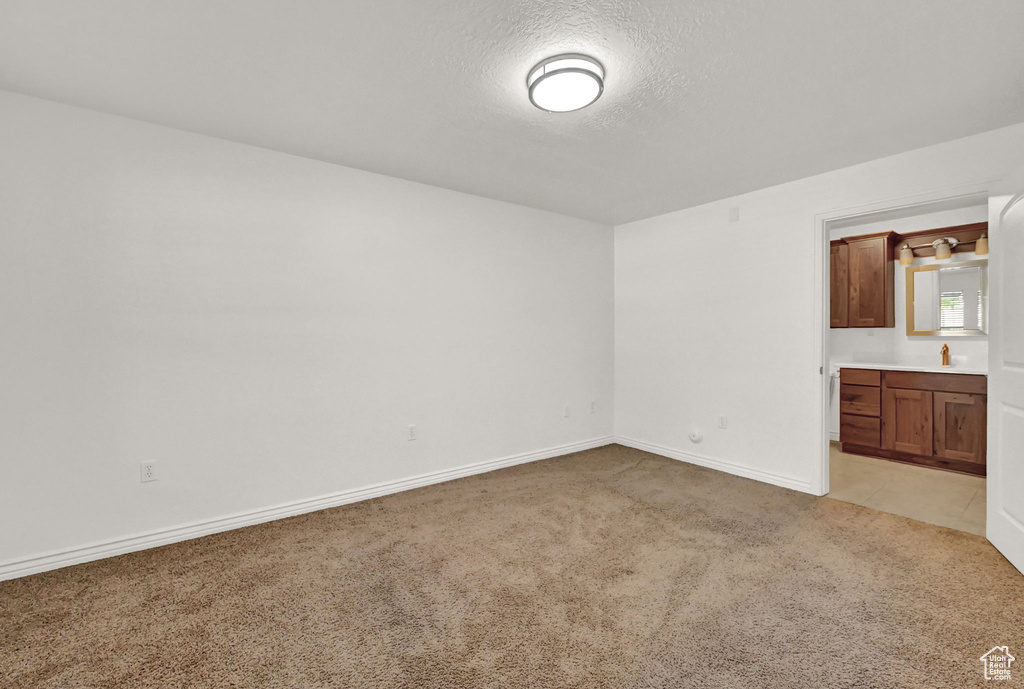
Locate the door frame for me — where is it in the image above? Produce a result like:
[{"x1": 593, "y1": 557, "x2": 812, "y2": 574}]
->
[{"x1": 812, "y1": 180, "x2": 996, "y2": 497}]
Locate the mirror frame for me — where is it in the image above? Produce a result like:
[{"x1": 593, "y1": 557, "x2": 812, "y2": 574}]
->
[{"x1": 905, "y1": 259, "x2": 988, "y2": 337}]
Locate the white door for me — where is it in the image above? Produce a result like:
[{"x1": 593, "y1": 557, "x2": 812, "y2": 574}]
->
[{"x1": 988, "y1": 166, "x2": 1024, "y2": 575}]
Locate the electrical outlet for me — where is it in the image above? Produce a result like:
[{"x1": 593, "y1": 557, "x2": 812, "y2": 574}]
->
[
  {"x1": 719, "y1": 415, "x2": 728, "y2": 429},
  {"x1": 564, "y1": 405, "x2": 570, "y2": 418},
  {"x1": 140, "y1": 461, "x2": 157, "y2": 483},
  {"x1": 590, "y1": 401, "x2": 596, "y2": 415},
  {"x1": 407, "y1": 425, "x2": 416, "y2": 441}
]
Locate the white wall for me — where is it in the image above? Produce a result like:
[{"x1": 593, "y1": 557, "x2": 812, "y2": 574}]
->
[
  {"x1": 0, "y1": 91, "x2": 614, "y2": 574},
  {"x1": 614, "y1": 122, "x2": 1024, "y2": 493}
]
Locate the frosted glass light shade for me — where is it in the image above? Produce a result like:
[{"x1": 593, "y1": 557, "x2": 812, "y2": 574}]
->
[
  {"x1": 975, "y1": 234, "x2": 989, "y2": 256},
  {"x1": 528, "y1": 54, "x2": 604, "y2": 112},
  {"x1": 933, "y1": 238, "x2": 953, "y2": 260},
  {"x1": 899, "y1": 244, "x2": 915, "y2": 266}
]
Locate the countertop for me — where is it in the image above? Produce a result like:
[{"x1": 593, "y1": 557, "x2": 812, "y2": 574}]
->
[{"x1": 833, "y1": 361, "x2": 988, "y2": 376}]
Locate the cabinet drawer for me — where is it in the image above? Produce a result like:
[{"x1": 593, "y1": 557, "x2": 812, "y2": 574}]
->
[
  {"x1": 840, "y1": 384, "x2": 881, "y2": 417},
  {"x1": 882, "y1": 370, "x2": 987, "y2": 395},
  {"x1": 840, "y1": 414, "x2": 881, "y2": 447},
  {"x1": 840, "y1": 368, "x2": 881, "y2": 386}
]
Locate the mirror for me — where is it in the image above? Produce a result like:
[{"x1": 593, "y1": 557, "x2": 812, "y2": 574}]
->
[{"x1": 906, "y1": 260, "x2": 987, "y2": 336}]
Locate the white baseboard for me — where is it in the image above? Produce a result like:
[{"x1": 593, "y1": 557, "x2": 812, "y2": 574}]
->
[
  {"x1": 614, "y1": 436, "x2": 814, "y2": 494},
  {"x1": 0, "y1": 435, "x2": 614, "y2": 582},
  {"x1": 829, "y1": 431, "x2": 840, "y2": 442}
]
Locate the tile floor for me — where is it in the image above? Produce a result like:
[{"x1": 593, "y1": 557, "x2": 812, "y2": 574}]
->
[{"x1": 826, "y1": 442, "x2": 986, "y2": 535}]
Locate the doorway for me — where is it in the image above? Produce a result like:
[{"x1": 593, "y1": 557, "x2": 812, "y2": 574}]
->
[{"x1": 817, "y1": 188, "x2": 991, "y2": 534}]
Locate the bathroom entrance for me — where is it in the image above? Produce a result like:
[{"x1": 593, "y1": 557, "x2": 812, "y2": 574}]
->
[{"x1": 819, "y1": 193, "x2": 990, "y2": 534}]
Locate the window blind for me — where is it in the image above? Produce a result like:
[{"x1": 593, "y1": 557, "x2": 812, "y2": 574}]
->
[{"x1": 940, "y1": 290, "x2": 965, "y2": 329}]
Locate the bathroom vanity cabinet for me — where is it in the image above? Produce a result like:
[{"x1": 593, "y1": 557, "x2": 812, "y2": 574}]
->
[
  {"x1": 829, "y1": 231, "x2": 897, "y2": 329},
  {"x1": 839, "y1": 368, "x2": 987, "y2": 476}
]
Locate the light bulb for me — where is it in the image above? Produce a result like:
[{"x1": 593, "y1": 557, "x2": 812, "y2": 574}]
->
[{"x1": 528, "y1": 54, "x2": 604, "y2": 113}]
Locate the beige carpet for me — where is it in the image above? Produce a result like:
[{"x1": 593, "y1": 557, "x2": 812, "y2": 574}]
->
[{"x1": 2, "y1": 444, "x2": 1022, "y2": 688}]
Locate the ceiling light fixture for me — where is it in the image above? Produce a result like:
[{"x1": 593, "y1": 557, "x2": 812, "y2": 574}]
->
[{"x1": 527, "y1": 54, "x2": 604, "y2": 113}]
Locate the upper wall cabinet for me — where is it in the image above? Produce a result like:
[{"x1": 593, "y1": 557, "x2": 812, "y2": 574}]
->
[
  {"x1": 830, "y1": 242, "x2": 850, "y2": 328},
  {"x1": 831, "y1": 231, "x2": 897, "y2": 328}
]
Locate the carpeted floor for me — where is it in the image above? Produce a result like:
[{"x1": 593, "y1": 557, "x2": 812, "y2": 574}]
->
[{"x1": 2, "y1": 444, "x2": 1022, "y2": 688}]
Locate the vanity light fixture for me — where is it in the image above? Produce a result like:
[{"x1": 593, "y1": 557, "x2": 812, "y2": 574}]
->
[
  {"x1": 527, "y1": 54, "x2": 604, "y2": 113},
  {"x1": 898, "y1": 233, "x2": 985, "y2": 267}
]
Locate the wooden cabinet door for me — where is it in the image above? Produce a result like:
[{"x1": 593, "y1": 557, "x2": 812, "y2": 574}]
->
[
  {"x1": 847, "y1": 236, "x2": 891, "y2": 327},
  {"x1": 830, "y1": 243, "x2": 849, "y2": 328},
  {"x1": 934, "y1": 392, "x2": 987, "y2": 465},
  {"x1": 883, "y1": 388, "x2": 933, "y2": 456}
]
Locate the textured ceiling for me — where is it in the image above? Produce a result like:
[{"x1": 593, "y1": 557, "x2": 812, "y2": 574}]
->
[{"x1": 2, "y1": 0, "x2": 1023, "y2": 225}]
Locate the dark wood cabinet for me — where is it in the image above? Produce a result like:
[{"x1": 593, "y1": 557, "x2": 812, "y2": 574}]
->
[
  {"x1": 839, "y1": 368, "x2": 987, "y2": 476},
  {"x1": 830, "y1": 242, "x2": 849, "y2": 328},
  {"x1": 846, "y1": 233, "x2": 896, "y2": 328},
  {"x1": 830, "y1": 232, "x2": 896, "y2": 328},
  {"x1": 934, "y1": 392, "x2": 987, "y2": 465},
  {"x1": 882, "y1": 388, "x2": 933, "y2": 456}
]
